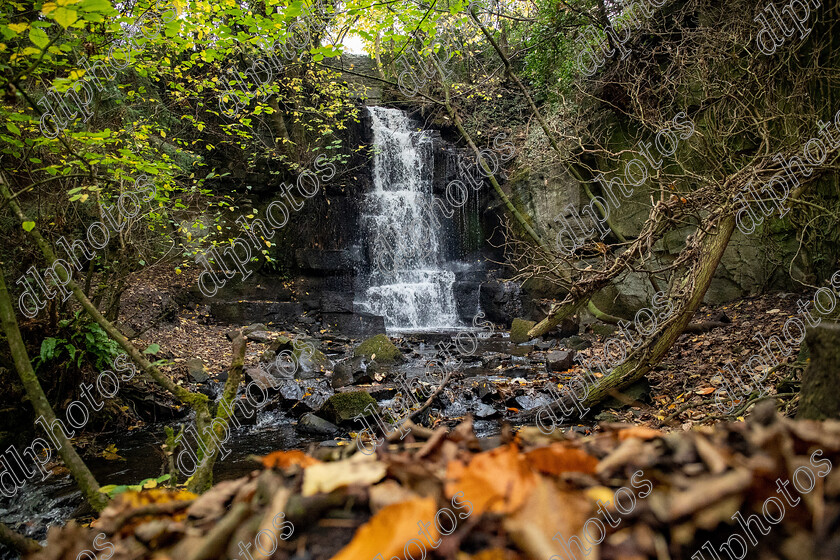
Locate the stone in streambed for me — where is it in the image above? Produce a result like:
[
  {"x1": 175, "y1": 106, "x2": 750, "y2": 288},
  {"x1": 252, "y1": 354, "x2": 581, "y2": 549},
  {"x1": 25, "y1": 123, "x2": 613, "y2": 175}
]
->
[
  {"x1": 298, "y1": 413, "x2": 340, "y2": 436},
  {"x1": 187, "y1": 358, "x2": 209, "y2": 383},
  {"x1": 546, "y1": 350, "x2": 575, "y2": 372},
  {"x1": 474, "y1": 403, "x2": 499, "y2": 419},
  {"x1": 509, "y1": 318, "x2": 536, "y2": 343},
  {"x1": 332, "y1": 356, "x2": 367, "y2": 387},
  {"x1": 317, "y1": 391, "x2": 379, "y2": 424},
  {"x1": 353, "y1": 334, "x2": 402, "y2": 363},
  {"x1": 246, "y1": 330, "x2": 272, "y2": 343}
]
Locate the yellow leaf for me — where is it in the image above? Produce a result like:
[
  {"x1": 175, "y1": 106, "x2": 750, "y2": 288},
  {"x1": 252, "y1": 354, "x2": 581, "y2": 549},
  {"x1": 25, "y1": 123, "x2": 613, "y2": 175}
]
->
[
  {"x1": 302, "y1": 453, "x2": 386, "y2": 497},
  {"x1": 52, "y1": 7, "x2": 78, "y2": 28},
  {"x1": 8, "y1": 23, "x2": 28, "y2": 34},
  {"x1": 331, "y1": 498, "x2": 439, "y2": 560},
  {"x1": 41, "y1": 2, "x2": 57, "y2": 14}
]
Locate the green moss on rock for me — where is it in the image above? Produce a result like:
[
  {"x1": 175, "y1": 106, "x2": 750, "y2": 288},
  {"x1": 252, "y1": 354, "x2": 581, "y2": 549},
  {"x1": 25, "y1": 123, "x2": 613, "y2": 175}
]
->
[
  {"x1": 510, "y1": 318, "x2": 536, "y2": 343},
  {"x1": 353, "y1": 334, "x2": 402, "y2": 363},
  {"x1": 317, "y1": 392, "x2": 378, "y2": 424}
]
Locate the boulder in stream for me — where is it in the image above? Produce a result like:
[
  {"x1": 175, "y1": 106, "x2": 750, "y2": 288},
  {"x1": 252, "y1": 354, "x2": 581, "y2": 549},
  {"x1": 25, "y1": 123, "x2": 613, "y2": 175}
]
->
[
  {"x1": 298, "y1": 412, "x2": 340, "y2": 436},
  {"x1": 546, "y1": 350, "x2": 575, "y2": 372},
  {"x1": 509, "y1": 318, "x2": 536, "y2": 343},
  {"x1": 317, "y1": 391, "x2": 378, "y2": 424},
  {"x1": 330, "y1": 356, "x2": 370, "y2": 388},
  {"x1": 353, "y1": 334, "x2": 402, "y2": 363}
]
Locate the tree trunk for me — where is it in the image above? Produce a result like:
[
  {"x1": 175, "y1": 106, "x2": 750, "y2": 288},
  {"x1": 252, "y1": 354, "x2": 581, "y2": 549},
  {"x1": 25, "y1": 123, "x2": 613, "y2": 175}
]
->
[
  {"x1": 566, "y1": 213, "x2": 737, "y2": 411},
  {"x1": 0, "y1": 264, "x2": 108, "y2": 512},
  {"x1": 187, "y1": 332, "x2": 246, "y2": 493},
  {"x1": 0, "y1": 175, "x2": 231, "y2": 496},
  {"x1": 0, "y1": 522, "x2": 42, "y2": 554},
  {"x1": 0, "y1": 179, "x2": 203, "y2": 409}
]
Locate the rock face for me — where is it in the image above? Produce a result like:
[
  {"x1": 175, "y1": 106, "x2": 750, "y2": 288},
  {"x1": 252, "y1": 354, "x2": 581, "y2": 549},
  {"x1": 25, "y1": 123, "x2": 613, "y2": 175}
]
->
[
  {"x1": 317, "y1": 392, "x2": 378, "y2": 424},
  {"x1": 322, "y1": 312, "x2": 386, "y2": 336},
  {"x1": 509, "y1": 318, "x2": 537, "y2": 344},
  {"x1": 210, "y1": 302, "x2": 304, "y2": 325},
  {"x1": 797, "y1": 323, "x2": 840, "y2": 420},
  {"x1": 479, "y1": 280, "x2": 523, "y2": 325},
  {"x1": 353, "y1": 334, "x2": 402, "y2": 363}
]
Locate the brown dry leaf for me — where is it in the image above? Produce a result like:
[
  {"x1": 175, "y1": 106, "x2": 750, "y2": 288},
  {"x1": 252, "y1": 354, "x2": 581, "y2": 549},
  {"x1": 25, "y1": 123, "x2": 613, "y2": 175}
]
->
[
  {"x1": 302, "y1": 453, "x2": 387, "y2": 497},
  {"x1": 525, "y1": 444, "x2": 598, "y2": 475},
  {"x1": 668, "y1": 468, "x2": 752, "y2": 520},
  {"x1": 331, "y1": 497, "x2": 439, "y2": 560},
  {"x1": 695, "y1": 387, "x2": 716, "y2": 395},
  {"x1": 185, "y1": 478, "x2": 249, "y2": 520},
  {"x1": 445, "y1": 444, "x2": 537, "y2": 516},
  {"x1": 260, "y1": 449, "x2": 321, "y2": 470},
  {"x1": 504, "y1": 475, "x2": 591, "y2": 559},
  {"x1": 617, "y1": 426, "x2": 664, "y2": 441}
]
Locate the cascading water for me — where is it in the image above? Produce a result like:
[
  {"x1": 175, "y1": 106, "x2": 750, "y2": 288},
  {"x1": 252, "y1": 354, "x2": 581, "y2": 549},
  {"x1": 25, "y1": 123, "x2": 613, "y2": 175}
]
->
[{"x1": 357, "y1": 106, "x2": 459, "y2": 331}]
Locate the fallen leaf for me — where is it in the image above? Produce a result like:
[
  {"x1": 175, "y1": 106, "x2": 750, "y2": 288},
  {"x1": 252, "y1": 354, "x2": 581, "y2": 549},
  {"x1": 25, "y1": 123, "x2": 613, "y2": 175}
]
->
[
  {"x1": 368, "y1": 480, "x2": 420, "y2": 514},
  {"x1": 695, "y1": 387, "x2": 716, "y2": 395},
  {"x1": 302, "y1": 453, "x2": 387, "y2": 497},
  {"x1": 504, "y1": 475, "x2": 590, "y2": 559},
  {"x1": 445, "y1": 444, "x2": 537, "y2": 515},
  {"x1": 331, "y1": 497, "x2": 439, "y2": 560},
  {"x1": 617, "y1": 426, "x2": 664, "y2": 441},
  {"x1": 524, "y1": 444, "x2": 598, "y2": 475}
]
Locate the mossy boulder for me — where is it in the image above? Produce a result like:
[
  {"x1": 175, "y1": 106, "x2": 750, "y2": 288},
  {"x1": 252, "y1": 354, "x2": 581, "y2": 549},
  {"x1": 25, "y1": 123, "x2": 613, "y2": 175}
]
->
[
  {"x1": 510, "y1": 318, "x2": 536, "y2": 343},
  {"x1": 353, "y1": 334, "x2": 402, "y2": 363},
  {"x1": 317, "y1": 391, "x2": 378, "y2": 424}
]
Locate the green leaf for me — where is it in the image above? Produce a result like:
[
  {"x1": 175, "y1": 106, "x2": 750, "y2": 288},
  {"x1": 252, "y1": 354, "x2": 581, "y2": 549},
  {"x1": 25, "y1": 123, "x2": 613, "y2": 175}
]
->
[
  {"x1": 109, "y1": 484, "x2": 130, "y2": 496},
  {"x1": 29, "y1": 28, "x2": 49, "y2": 49},
  {"x1": 143, "y1": 343, "x2": 160, "y2": 355},
  {"x1": 40, "y1": 338, "x2": 58, "y2": 362},
  {"x1": 6, "y1": 123, "x2": 20, "y2": 136},
  {"x1": 22, "y1": 221, "x2": 35, "y2": 232},
  {"x1": 79, "y1": 0, "x2": 113, "y2": 12},
  {"x1": 52, "y1": 7, "x2": 78, "y2": 28}
]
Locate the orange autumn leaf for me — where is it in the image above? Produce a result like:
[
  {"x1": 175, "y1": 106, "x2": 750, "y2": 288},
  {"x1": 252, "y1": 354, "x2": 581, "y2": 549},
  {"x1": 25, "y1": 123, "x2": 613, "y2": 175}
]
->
[
  {"x1": 467, "y1": 549, "x2": 524, "y2": 560},
  {"x1": 331, "y1": 497, "x2": 439, "y2": 560},
  {"x1": 524, "y1": 444, "x2": 598, "y2": 475},
  {"x1": 618, "y1": 426, "x2": 663, "y2": 441},
  {"x1": 260, "y1": 449, "x2": 321, "y2": 470},
  {"x1": 445, "y1": 444, "x2": 537, "y2": 516},
  {"x1": 695, "y1": 387, "x2": 716, "y2": 395}
]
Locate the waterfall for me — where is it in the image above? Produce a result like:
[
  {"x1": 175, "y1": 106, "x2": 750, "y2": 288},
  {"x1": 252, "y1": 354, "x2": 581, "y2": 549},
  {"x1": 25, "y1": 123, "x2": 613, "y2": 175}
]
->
[{"x1": 357, "y1": 106, "x2": 459, "y2": 331}]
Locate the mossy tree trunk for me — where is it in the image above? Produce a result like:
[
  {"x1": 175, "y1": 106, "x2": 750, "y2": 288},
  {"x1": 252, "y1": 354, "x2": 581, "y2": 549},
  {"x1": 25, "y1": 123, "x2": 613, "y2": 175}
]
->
[
  {"x1": 187, "y1": 332, "x2": 246, "y2": 493},
  {"x1": 0, "y1": 174, "x2": 241, "y2": 497},
  {"x1": 0, "y1": 264, "x2": 108, "y2": 512}
]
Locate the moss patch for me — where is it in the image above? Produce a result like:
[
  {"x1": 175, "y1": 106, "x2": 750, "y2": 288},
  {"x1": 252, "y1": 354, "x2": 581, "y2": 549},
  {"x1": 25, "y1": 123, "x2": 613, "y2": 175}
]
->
[{"x1": 353, "y1": 334, "x2": 402, "y2": 363}]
